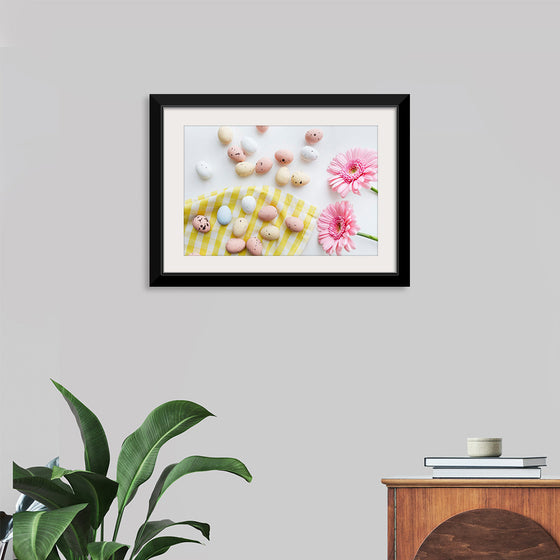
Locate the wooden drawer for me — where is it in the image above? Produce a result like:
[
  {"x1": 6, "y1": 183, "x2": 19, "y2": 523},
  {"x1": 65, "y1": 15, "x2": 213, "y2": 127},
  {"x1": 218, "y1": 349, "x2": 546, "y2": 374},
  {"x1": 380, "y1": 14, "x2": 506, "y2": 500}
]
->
[{"x1": 382, "y1": 479, "x2": 560, "y2": 559}]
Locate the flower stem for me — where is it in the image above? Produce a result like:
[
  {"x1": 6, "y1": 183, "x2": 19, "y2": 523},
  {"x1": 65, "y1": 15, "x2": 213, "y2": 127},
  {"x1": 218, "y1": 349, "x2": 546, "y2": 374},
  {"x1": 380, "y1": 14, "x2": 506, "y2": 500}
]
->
[
  {"x1": 357, "y1": 232, "x2": 378, "y2": 242},
  {"x1": 370, "y1": 186, "x2": 378, "y2": 194}
]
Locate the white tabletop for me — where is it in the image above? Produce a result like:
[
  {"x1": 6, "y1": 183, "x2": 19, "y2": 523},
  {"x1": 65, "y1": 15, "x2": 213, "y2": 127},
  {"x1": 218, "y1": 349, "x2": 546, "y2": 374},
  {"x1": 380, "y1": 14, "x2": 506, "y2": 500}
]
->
[{"x1": 184, "y1": 125, "x2": 378, "y2": 256}]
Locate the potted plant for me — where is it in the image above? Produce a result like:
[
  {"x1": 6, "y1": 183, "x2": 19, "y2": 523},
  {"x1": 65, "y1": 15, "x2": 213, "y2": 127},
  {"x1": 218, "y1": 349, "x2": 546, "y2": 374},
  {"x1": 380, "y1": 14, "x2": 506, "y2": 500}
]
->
[
  {"x1": 13, "y1": 380, "x2": 252, "y2": 560},
  {"x1": 1, "y1": 512, "x2": 11, "y2": 560},
  {"x1": 2, "y1": 458, "x2": 58, "y2": 560}
]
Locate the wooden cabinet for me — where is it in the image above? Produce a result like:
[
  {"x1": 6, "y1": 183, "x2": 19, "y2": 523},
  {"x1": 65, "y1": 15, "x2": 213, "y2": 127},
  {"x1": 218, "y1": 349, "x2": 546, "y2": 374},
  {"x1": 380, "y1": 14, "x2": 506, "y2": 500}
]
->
[{"x1": 382, "y1": 479, "x2": 560, "y2": 559}]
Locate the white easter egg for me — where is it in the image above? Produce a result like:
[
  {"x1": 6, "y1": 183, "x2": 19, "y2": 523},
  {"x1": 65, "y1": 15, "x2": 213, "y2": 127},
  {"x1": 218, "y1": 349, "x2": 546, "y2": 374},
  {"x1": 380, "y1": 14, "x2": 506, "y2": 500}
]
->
[
  {"x1": 241, "y1": 136, "x2": 258, "y2": 155},
  {"x1": 300, "y1": 146, "x2": 319, "y2": 162},
  {"x1": 195, "y1": 160, "x2": 212, "y2": 180},
  {"x1": 241, "y1": 195, "x2": 257, "y2": 214}
]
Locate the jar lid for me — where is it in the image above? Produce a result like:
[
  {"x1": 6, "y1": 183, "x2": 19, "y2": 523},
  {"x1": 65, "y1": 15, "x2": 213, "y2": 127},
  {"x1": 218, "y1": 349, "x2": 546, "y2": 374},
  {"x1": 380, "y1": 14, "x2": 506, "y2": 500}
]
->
[{"x1": 467, "y1": 437, "x2": 502, "y2": 442}]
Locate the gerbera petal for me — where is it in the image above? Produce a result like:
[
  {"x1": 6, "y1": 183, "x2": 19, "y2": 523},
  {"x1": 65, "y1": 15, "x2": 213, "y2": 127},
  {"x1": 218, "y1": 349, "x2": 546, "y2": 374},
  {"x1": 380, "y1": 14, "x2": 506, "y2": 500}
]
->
[
  {"x1": 327, "y1": 147, "x2": 378, "y2": 199},
  {"x1": 317, "y1": 201, "x2": 360, "y2": 255}
]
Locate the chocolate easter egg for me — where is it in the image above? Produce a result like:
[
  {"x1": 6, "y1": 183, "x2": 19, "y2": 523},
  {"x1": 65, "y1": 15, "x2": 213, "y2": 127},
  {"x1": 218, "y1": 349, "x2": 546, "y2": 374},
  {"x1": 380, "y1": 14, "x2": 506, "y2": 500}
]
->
[
  {"x1": 218, "y1": 126, "x2": 233, "y2": 144},
  {"x1": 226, "y1": 238, "x2": 246, "y2": 254},
  {"x1": 246, "y1": 237, "x2": 263, "y2": 256},
  {"x1": 305, "y1": 129, "x2": 323, "y2": 144},
  {"x1": 192, "y1": 215, "x2": 211, "y2": 233},
  {"x1": 255, "y1": 157, "x2": 273, "y2": 174},
  {"x1": 235, "y1": 162, "x2": 255, "y2": 177},
  {"x1": 285, "y1": 216, "x2": 304, "y2": 232},
  {"x1": 258, "y1": 205, "x2": 278, "y2": 222},
  {"x1": 275, "y1": 149, "x2": 294, "y2": 165},
  {"x1": 228, "y1": 146, "x2": 246, "y2": 163}
]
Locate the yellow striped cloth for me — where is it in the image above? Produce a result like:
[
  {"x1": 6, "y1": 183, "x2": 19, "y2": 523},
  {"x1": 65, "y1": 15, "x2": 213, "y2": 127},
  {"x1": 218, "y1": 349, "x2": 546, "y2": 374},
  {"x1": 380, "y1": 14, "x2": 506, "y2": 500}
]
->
[{"x1": 184, "y1": 185, "x2": 319, "y2": 256}]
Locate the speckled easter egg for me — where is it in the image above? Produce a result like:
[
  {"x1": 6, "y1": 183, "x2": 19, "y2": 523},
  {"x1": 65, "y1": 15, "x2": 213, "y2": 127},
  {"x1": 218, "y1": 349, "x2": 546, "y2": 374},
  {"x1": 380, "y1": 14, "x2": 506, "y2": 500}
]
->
[
  {"x1": 305, "y1": 129, "x2": 323, "y2": 144},
  {"x1": 241, "y1": 195, "x2": 257, "y2": 214},
  {"x1": 275, "y1": 149, "x2": 294, "y2": 165},
  {"x1": 260, "y1": 225, "x2": 280, "y2": 241},
  {"x1": 256, "y1": 126, "x2": 269, "y2": 133},
  {"x1": 291, "y1": 171, "x2": 310, "y2": 186},
  {"x1": 216, "y1": 205, "x2": 232, "y2": 226},
  {"x1": 275, "y1": 166, "x2": 290, "y2": 186},
  {"x1": 235, "y1": 162, "x2": 255, "y2": 177},
  {"x1": 228, "y1": 146, "x2": 246, "y2": 163},
  {"x1": 192, "y1": 215, "x2": 211, "y2": 233},
  {"x1": 218, "y1": 126, "x2": 233, "y2": 145},
  {"x1": 232, "y1": 217, "x2": 249, "y2": 238},
  {"x1": 241, "y1": 136, "x2": 258, "y2": 155},
  {"x1": 226, "y1": 238, "x2": 246, "y2": 254},
  {"x1": 300, "y1": 146, "x2": 319, "y2": 162},
  {"x1": 255, "y1": 157, "x2": 273, "y2": 175},
  {"x1": 195, "y1": 160, "x2": 212, "y2": 180},
  {"x1": 258, "y1": 205, "x2": 278, "y2": 222},
  {"x1": 285, "y1": 216, "x2": 304, "y2": 232},
  {"x1": 246, "y1": 237, "x2": 263, "y2": 256}
]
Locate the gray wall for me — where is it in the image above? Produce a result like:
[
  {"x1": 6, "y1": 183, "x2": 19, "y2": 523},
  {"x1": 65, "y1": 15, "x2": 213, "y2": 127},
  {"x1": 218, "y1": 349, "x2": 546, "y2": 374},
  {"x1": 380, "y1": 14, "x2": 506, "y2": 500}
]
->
[{"x1": 2, "y1": 1, "x2": 560, "y2": 559}]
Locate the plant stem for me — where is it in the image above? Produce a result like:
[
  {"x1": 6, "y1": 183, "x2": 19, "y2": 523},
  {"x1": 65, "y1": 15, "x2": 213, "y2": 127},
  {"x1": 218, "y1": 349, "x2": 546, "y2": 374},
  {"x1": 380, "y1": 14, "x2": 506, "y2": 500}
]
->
[
  {"x1": 137, "y1": 519, "x2": 149, "y2": 548},
  {"x1": 112, "y1": 510, "x2": 123, "y2": 541},
  {"x1": 370, "y1": 186, "x2": 378, "y2": 194},
  {"x1": 357, "y1": 232, "x2": 378, "y2": 242},
  {"x1": 100, "y1": 519, "x2": 104, "y2": 542}
]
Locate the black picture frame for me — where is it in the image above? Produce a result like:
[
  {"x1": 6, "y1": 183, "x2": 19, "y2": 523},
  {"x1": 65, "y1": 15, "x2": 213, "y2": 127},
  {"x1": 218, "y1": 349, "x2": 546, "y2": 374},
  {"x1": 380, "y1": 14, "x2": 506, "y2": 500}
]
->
[{"x1": 150, "y1": 94, "x2": 410, "y2": 287}]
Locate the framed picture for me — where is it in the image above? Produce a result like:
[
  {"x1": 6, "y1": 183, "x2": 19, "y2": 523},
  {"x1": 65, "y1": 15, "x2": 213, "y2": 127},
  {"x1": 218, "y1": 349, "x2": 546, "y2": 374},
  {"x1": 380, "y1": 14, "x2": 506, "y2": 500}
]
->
[{"x1": 150, "y1": 94, "x2": 410, "y2": 287}]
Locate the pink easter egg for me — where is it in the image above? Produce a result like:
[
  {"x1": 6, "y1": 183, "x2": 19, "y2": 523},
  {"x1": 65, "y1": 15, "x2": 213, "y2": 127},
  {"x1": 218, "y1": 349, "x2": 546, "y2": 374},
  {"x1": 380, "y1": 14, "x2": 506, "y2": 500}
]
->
[
  {"x1": 305, "y1": 129, "x2": 323, "y2": 144},
  {"x1": 227, "y1": 146, "x2": 246, "y2": 163},
  {"x1": 255, "y1": 157, "x2": 273, "y2": 175},
  {"x1": 192, "y1": 215, "x2": 211, "y2": 233},
  {"x1": 285, "y1": 216, "x2": 304, "y2": 233},
  {"x1": 246, "y1": 237, "x2": 263, "y2": 256},
  {"x1": 275, "y1": 149, "x2": 294, "y2": 165},
  {"x1": 226, "y1": 238, "x2": 246, "y2": 254},
  {"x1": 256, "y1": 126, "x2": 269, "y2": 133},
  {"x1": 258, "y1": 205, "x2": 278, "y2": 222}
]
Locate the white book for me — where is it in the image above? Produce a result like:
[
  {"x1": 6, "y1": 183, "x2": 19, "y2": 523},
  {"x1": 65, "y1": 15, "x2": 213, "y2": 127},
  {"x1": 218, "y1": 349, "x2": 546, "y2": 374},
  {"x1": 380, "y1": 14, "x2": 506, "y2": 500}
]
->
[
  {"x1": 432, "y1": 467, "x2": 542, "y2": 479},
  {"x1": 424, "y1": 456, "x2": 546, "y2": 468}
]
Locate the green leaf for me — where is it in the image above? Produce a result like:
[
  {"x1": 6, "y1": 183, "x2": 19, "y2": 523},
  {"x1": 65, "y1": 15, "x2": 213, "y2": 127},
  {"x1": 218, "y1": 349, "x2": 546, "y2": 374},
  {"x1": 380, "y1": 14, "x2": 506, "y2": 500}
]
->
[
  {"x1": 14, "y1": 457, "x2": 60, "y2": 519},
  {"x1": 46, "y1": 546, "x2": 61, "y2": 560},
  {"x1": 87, "y1": 541, "x2": 129, "y2": 560},
  {"x1": 132, "y1": 519, "x2": 210, "y2": 556},
  {"x1": 116, "y1": 401, "x2": 213, "y2": 515},
  {"x1": 14, "y1": 464, "x2": 77, "y2": 510},
  {"x1": 13, "y1": 464, "x2": 91, "y2": 556},
  {"x1": 13, "y1": 503, "x2": 87, "y2": 560},
  {"x1": 51, "y1": 379, "x2": 110, "y2": 476},
  {"x1": 1, "y1": 511, "x2": 12, "y2": 540},
  {"x1": 53, "y1": 537, "x2": 73, "y2": 560},
  {"x1": 134, "y1": 536, "x2": 201, "y2": 560},
  {"x1": 51, "y1": 467, "x2": 118, "y2": 530},
  {"x1": 22, "y1": 466, "x2": 72, "y2": 493},
  {"x1": 146, "y1": 456, "x2": 252, "y2": 520}
]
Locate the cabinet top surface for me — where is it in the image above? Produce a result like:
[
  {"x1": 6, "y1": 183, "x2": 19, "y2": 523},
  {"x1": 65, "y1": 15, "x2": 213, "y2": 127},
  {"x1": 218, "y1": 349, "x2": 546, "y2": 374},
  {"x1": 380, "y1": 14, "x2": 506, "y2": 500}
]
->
[{"x1": 382, "y1": 478, "x2": 560, "y2": 488}]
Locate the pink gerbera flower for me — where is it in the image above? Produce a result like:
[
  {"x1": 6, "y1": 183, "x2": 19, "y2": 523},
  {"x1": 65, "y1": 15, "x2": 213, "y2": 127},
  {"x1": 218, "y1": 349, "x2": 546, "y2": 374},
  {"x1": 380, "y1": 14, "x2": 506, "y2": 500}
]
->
[
  {"x1": 317, "y1": 201, "x2": 360, "y2": 255},
  {"x1": 327, "y1": 148, "x2": 378, "y2": 198}
]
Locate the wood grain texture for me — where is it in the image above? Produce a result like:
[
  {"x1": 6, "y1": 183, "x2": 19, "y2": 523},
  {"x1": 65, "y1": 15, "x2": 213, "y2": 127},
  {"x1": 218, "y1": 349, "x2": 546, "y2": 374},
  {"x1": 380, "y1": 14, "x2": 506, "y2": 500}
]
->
[
  {"x1": 392, "y1": 487, "x2": 560, "y2": 559},
  {"x1": 388, "y1": 488, "x2": 395, "y2": 560},
  {"x1": 382, "y1": 479, "x2": 560, "y2": 488},
  {"x1": 414, "y1": 508, "x2": 560, "y2": 559}
]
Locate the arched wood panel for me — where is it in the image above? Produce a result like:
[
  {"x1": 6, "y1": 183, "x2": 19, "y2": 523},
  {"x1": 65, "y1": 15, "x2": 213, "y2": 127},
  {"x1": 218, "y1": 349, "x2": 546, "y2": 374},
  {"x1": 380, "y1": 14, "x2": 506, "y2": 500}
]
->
[{"x1": 414, "y1": 508, "x2": 560, "y2": 560}]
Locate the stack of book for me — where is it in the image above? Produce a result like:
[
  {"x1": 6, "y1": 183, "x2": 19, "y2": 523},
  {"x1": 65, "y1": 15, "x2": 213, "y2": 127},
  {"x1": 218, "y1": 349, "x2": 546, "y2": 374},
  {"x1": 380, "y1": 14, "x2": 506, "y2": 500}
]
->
[{"x1": 424, "y1": 456, "x2": 547, "y2": 478}]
